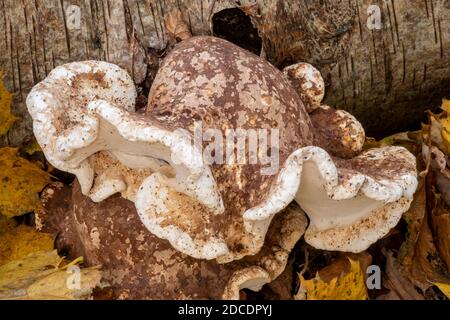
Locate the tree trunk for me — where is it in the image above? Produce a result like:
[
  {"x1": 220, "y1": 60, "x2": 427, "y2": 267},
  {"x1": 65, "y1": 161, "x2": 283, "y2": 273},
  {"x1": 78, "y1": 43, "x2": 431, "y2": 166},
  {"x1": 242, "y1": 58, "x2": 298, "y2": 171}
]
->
[{"x1": 2, "y1": 0, "x2": 450, "y2": 146}]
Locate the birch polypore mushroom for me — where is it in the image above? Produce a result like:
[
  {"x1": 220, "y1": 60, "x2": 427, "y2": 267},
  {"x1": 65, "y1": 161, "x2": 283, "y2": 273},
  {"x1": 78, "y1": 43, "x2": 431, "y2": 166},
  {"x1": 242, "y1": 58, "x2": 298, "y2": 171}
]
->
[
  {"x1": 27, "y1": 36, "x2": 417, "y2": 272},
  {"x1": 27, "y1": 37, "x2": 313, "y2": 263}
]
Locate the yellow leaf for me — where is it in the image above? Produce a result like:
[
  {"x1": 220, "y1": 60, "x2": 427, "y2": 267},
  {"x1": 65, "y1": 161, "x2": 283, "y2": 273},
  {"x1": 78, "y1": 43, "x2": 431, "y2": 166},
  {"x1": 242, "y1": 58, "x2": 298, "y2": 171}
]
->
[
  {"x1": 0, "y1": 250, "x2": 102, "y2": 300},
  {"x1": 0, "y1": 250, "x2": 63, "y2": 297},
  {"x1": 0, "y1": 72, "x2": 16, "y2": 136},
  {"x1": 0, "y1": 147, "x2": 50, "y2": 218},
  {"x1": 433, "y1": 282, "x2": 450, "y2": 299},
  {"x1": 363, "y1": 131, "x2": 421, "y2": 155},
  {"x1": 0, "y1": 222, "x2": 54, "y2": 266},
  {"x1": 441, "y1": 98, "x2": 450, "y2": 113},
  {"x1": 26, "y1": 266, "x2": 102, "y2": 300},
  {"x1": 442, "y1": 122, "x2": 450, "y2": 155},
  {"x1": 299, "y1": 258, "x2": 368, "y2": 300}
]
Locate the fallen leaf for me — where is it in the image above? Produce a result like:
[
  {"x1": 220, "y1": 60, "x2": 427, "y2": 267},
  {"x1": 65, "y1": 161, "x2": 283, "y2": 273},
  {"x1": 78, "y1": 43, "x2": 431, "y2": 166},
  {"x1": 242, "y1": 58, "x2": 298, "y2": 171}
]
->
[
  {"x1": 363, "y1": 131, "x2": 421, "y2": 155},
  {"x1": 317, "y1": 252, "x2": 372, "y2": 283},
  {"x1": 0, "y1": 221, "x2": 54, "y2": 265},
  {"x1": 165, "y1": 9, "x2": 191, "y2": 41},
  {"x1": 441, "y1": 120, "x2": 450, "y2": 155},
  {"x1": 0, "y1": 72, "x2": 16, "y2": 136},
  {"x1": 433, "y1": 282, "x2": 450, "y2": 298},
  {"x1": 297, "y1": 257, "x2": 368, "y2": 300},
  {"x1": 422, "y1": 144, "x2": 450, "y2": 205},
  {"x1": 397, "y1": 178, "x2": 449, "y2": 293},
  {"x1": 383, "y1": 249, "x2": 424, "y2": 300},
  {"x1": 0, "y1": 147, "x2": 51, "y2": 218},
  {"x1": 0, "y1": 250, "x2": 101, "y2": 300},
  {"x1": 0, "y1": 250, "x2": 63, "y2": 297},
  {"x1": 435, "y1": 99, "x2": 450, "y2": 155},
  {"x1": 429, "y1": 191, "x2": 450, "y2": 273},
  {"x1": 425, "y1": 117, "x2": 446, "y2": 152},
  {"x1": 25, "y1": 265, "x2": 102, "y2": 300},
  {"x1": 442, "y1": 98, "x2": 450, "y2": 113},
  {"x1": 398, "y1": 178, "x2": 427, "y2": 266}
]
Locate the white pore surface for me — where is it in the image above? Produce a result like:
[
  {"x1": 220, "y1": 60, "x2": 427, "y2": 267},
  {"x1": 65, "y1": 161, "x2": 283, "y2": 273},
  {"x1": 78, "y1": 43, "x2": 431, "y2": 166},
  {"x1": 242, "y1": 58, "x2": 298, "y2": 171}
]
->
[{"x1": 243, "y1": 146, "x2": 417, "y2": 253}]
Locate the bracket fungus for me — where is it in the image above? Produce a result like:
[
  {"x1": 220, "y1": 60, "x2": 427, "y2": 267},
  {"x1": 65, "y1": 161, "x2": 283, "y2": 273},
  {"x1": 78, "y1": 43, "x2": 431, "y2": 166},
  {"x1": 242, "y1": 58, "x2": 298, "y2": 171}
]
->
[{"x1": 27, "y1": 36, "x2": 418, "y2": 298}]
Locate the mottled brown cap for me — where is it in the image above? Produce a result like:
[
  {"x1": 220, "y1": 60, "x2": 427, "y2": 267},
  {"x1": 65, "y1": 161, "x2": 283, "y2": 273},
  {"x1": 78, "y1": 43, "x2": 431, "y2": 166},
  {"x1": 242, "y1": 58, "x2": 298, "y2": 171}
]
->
[
  {"x1": 310, "y1": 105, "x2": 365, "y2": 158},
  {"x1": 145, "y1": 36, "x2": 313, "y2": 262}
]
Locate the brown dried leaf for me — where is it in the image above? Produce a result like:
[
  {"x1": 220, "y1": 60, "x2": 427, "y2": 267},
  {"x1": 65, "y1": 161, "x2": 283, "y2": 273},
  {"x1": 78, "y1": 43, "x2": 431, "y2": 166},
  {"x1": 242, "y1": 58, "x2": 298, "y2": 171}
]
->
[
  {"x1": 398, "y1": 179, "x2": 427, "y2": 266},
  {"x1": 317, "y1": 252, "x2": 372, "y2": 283},
  {"x1": 429, "y1": 192, "x2": 450, "y2": 273},
  {"x1": 440, "y1": 99, "x2": 450, "y2": 155},
  {"x1": 383, "y1": 249, "x2": 424, "y2": 300},
  {"x1": 397, "y1": 178, "x2": 449, "y2": 293},
  {"x1": 165, "y1": 9, "x2": 191, "y2": 42}
]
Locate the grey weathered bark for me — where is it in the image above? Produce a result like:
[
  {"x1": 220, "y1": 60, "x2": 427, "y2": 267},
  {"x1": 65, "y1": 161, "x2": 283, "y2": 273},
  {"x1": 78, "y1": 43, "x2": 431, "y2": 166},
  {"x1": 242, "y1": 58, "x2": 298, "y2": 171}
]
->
[{"x1": 1, "y1": 0, "x2": 450, "y2": 146}]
